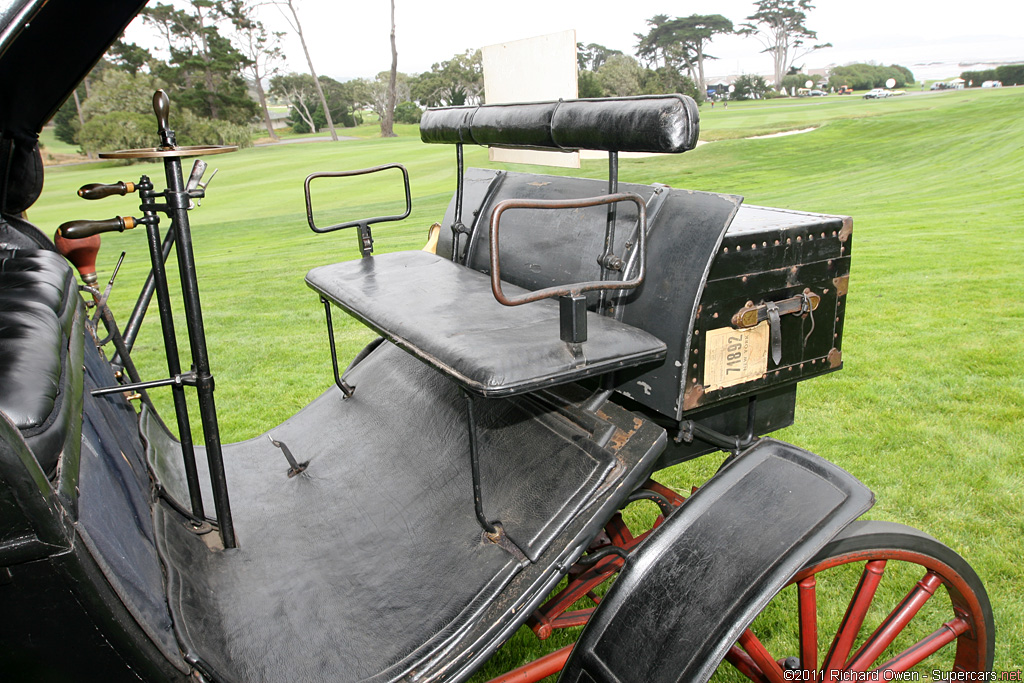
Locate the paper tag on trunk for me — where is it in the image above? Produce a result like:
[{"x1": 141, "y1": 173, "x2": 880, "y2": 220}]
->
[{"x1": 704, "y1": 322, "x2": 769, "y2": 391}]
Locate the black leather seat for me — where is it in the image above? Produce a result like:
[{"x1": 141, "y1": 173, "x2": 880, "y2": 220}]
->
[
  {"x1": 307, "y1": 250, "x2": 667, "y2": 397},
  {"x1": 0, "y1": 249, "x2": 81, "y2": 473}
]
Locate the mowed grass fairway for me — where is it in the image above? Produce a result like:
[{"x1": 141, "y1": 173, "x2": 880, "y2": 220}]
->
[{"x1": 31, "y1": 87, "x2": 1023, "y2": 674}]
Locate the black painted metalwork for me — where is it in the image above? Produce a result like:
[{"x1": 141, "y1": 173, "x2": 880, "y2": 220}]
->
[
  {"x1": 559, "y1": 294, "x2": 588, "y2": 343},
  {"x1": 451, "y1": 143, "x2": 469, "y2": 263},
  {"x1": 303, "y1": 164, "x2": 411, "y2": 258},
  {"x1": 320, "y1": 297, "x2": 355, "y2": 399},
  {"x1": 267, "y1": 435, "x2": 308, "y2": 478},
  {"x1": 598, "y1": 151, "x2": 621, "y2": 313},
  {"x1": 90, "y1": 371, "x2": 197, "y2": 397},
  {"x1": 135, "y1": 174, "x2": 207, "y2": 521},
  {"x1": 463, "y1": 390, "x2": 498, "y2": 537},
  {"x1": 121, "y1": 219, "x2": 176, "y2": 354},
  {"x1": 152, "y1": 92, "x2": 235, "y2": 548}
]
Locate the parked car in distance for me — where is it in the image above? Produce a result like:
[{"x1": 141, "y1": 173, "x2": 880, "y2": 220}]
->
[
  {"x1": 863, "y1": 88, "x2": 891, "y2": 99},
  {"x1": 809, "y1": 89, "x2": 827, "y2": 96}
]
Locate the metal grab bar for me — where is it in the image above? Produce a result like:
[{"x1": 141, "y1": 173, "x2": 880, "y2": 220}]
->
[
  {"x1": 487, "y1": 192, "x2": 649, "y2": 307},
  {"x1": 304, "y1": 164, "x2": 412, "y2": 258}
]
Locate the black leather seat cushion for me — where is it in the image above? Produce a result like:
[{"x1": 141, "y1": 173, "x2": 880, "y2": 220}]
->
[
  {"x1": 0, "y1": 249, "x2": 79, "y2": 472},
  {"x1": 306, "y1": 250, "x2": 666, "y2": 397}
]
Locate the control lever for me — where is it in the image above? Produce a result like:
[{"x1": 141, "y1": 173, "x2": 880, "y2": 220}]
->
[
  {"x1": 186, "y1": 159, "x2": 207, "y2": 192},
  {"x1": 59, "y1": 216, "x2": 138, "y2": 240},
  {"x1": 78, "y1": 181, "x2": 136, "y2": 200},
  {"x1": 96, "y1": 251, "x2": 126, "y2": 313},
  {"x1": 185, "y1": 160, "x2": 217, "y2": 207}
]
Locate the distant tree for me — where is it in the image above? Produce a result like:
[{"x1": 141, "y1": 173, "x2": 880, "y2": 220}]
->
[
  {"x1": 80, "y1": 112, "x2": 156, "y2": 155},
  {"x1": 142, "y1": 1, "x2": 257, "y2": 125},
  {"x1": 828, "y1": 63, "x2": 914, "y2": 90},
  {"x1": 270, "y1": 72, "x2": 320, "y2": 132},
  {"x1": 732, "y1": 73, "x2": 770, "y2": 99},
  {"x1": 640, "y1": 67, "x2": 700, "y2": 100},
  {"x1": 393, "y1": 101, "x2": 422, "y2": 124},
  {"x1": 739, "y1": 0, "x2": 831, "y2": 87},
  {"x1": 81, "y1": 70, "x2": 164, "y2": 119},
  {"x1": 230, "y1": 1, "x2": 286, "y2": 141},
  {"x1": 577, "y1": 70, "x2": 603, "y2": 98},
  {"x1": 597, "y1": 54, "x2": 644, "y2": 97},
  {"x1": 781, "y1": 72, "x2": 817, "y2": 91},
  {"x1": 52, "y1": 95, "x2": 82, "y2": 147},
  {"x1": 380, "y1": 0, "x2": 398, "y2": 138},
  {"x1": 635, "y1": 15, "x2": 693, "y2": 73},
  {"x1": 269, "y1": 72, "x2": 357, "y2": 132},
  {"x1": 317, "y1": 75, "x2": 358, "y2": 127},
  {"x1": 265, "y1": 0, "x2": 338, "y2": 140},
  {"x1": 577, "y1": 43, "x2": 623, "y2": 72},
  {"x1": 672, "y1": 14, "x2": 733, "y2": 93},
  {"x1": 410, "y1": 50, "x2": 483, "y2": 107},
  {"x1": 356, "y1": 71, "x2": 411, "y2": 122},
  {"x1": 994, "y1": 64, "x2": 1024, "y2": 86},
  {"x1": 108, "y1": 39, "x2": 152, "y2": 74}
]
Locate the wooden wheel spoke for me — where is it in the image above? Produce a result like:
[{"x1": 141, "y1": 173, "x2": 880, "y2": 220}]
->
[
  {"x1": 726, "y1": 645, "x2": 772, "y2": 683},
  {"x1": 711, "y1": 523, "x2": 991, "y2": 679},
  {"x1": 847, "y1": 570, "x2": 944, "y2": 671},
  {"x1": 873, "y1": 617, "x2": 971, "y2": 673},
  {"x1": 738, "y1": 629, "x2": 788, "y2": 683},
  {"x1": 823, "y1": 559, "x2": 887, "y2": 671},
  {"x1": 797, "y1": 575, "x2": 818, "y2": 671}
]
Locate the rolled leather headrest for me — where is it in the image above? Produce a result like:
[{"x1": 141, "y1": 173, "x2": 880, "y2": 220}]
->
[{"x1": 420, "y1": 94, "x2": 699, "y2": 154}]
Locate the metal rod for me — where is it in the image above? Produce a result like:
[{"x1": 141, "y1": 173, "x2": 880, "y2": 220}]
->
[
  {"x1": 463, "y1": 391, "x2": 498, "y2": 536},
  {"x1": 598, "y1": 151, "x2": 620, "y2": 313},
  {"x1": 94, "y1": 304, "x2": 155, "y2": 414},
  {"x1": 121, "y1": 220, "x2": 176, "y2": 354},
  {"x1": 91, "y1": 371, "x2": 195, "y2": 396},
  {"x1": 163, "y1": 153, "x2": 235, "y2": 548},
  {"x1": 451, "y1": 143, "x2": 466, "y2": 262},
  {"x1": 321, "y1": 298, "x2": 355, "y2": 398},
  {"x1": 140, "y1": 181, "x2": 206, "y2": 521}
]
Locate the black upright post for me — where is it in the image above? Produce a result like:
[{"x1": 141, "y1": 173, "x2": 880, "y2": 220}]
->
[
  {"x1": 121, "y1": 225, "x2": 176, "y2": 354},
  {"x1": 153, "y1": 91, "x2": 236, "y2": 548},
  {"x1": 138, "y1": 176, "x2": 206, "y2": 522}
]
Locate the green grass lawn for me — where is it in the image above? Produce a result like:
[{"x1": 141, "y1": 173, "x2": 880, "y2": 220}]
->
[{"x1": 29, "y1": 86, "x2": 1024, "y2": 674}]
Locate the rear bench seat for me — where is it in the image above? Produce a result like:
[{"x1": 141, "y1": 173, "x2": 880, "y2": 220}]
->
[
  {"x1": 307, "y1": 95, "x2": 701, "y2": 397},
  {"x1": 306, "y1": 250, "x2": 666, "y2": 397},
  {"x1": 0, "y1": 248, "x2": 82, "y2": 474}
]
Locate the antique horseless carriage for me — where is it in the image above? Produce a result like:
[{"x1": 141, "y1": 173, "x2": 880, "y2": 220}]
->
[{"x1": 0, "y1": 1, "x2": 994, "y2": 680}]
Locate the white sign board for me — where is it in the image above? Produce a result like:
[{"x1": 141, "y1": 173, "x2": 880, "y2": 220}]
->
[{"x1": 481, "y1": 29, "x2": 579, "y2": 168}]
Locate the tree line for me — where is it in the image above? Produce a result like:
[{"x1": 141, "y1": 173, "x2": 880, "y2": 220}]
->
[{"x1": 53, "y1": 0, "x2": 925, "y2": 155}]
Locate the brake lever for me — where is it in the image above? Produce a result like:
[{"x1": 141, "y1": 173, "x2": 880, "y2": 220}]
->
[
  {"x1": 185, "y1": 159, "x2": 208, "y2": 193},
  {"x1": 186, "y1": 165, "x2": 218, "y2": 208},
  {"x1": 96, "y1": 251, "x2": 126, "y2": 313}
]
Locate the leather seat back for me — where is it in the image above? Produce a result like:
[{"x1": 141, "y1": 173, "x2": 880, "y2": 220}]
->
[{"x1": 0, "y1": 248, "x2": 83, "y2": 474}]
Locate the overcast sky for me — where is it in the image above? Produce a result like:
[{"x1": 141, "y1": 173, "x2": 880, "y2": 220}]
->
[{"x1": 126, "y1": 0, "x2": 1024, "y2": 83}]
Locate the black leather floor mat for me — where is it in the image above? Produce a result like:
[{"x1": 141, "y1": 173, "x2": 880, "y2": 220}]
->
[{"x1": 147, "y1": 343, "x2": 626, "y2": 681}]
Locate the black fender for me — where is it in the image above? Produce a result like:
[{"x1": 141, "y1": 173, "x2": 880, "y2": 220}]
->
[{"x1": 559, "y1": 438, "x2": 874, "y2": 683}]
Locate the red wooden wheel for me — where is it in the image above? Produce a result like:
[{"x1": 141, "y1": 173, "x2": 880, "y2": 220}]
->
[{"x1": 721, "y1": 520, "x2": 994, "y2": 680}]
